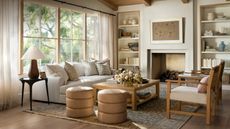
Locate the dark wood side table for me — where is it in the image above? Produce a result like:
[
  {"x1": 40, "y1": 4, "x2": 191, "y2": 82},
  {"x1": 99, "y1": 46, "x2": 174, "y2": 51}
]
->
[{"x1": 19, "y1": 77, "x2": 50, "y2": 110}]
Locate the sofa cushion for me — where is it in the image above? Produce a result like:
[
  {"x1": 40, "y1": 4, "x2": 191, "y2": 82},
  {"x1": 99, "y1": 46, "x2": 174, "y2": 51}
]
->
[
  {"x1": 83, "y1": 61, "x2": 98, "y2": 76},
  {"x1": 60, "y1": 75, "x2": 113, "y2": 95},
  {"x1": 72, "y1": 62, "x2": 85, "y2": 76},
  {"x1": 96, "y1": 63, "x2": 112, "y2": 75},
  {"x1": 64, "y1": 62, "x2": 79, "y2": 81},
  {"x1": 46, "y1": 64, "x2": 69, "y2": 85}
]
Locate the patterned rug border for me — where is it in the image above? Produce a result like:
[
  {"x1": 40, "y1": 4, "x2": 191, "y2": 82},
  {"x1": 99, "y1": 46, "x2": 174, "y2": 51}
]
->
[{"x1": 24, "y1": 110, "x2": 128, "y2": 129}]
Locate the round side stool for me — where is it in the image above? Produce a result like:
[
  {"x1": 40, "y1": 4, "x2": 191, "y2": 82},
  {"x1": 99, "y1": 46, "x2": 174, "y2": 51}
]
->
[
  {"x1": 97, "y1": 89, "x2": 128, "y2": 124},
  {"x1": 66, "y1": 86, "x2": 94, "y2": 118}
]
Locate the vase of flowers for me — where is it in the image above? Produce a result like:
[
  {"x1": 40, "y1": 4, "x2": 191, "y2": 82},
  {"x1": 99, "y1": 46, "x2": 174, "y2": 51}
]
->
[{"x1": 114, "y1": 70, "x2": 142, "y2": 87}]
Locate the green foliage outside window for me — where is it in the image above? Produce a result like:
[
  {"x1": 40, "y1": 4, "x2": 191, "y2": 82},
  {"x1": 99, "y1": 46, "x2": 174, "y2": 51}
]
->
[{"x1": 23, "y1": 2, "x2": 99, "y2": 72}]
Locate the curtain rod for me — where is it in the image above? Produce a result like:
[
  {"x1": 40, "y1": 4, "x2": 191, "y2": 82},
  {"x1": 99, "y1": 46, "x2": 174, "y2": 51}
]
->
[{"x1": 53, "y1": 0, "x2": 116, "y2": 16}]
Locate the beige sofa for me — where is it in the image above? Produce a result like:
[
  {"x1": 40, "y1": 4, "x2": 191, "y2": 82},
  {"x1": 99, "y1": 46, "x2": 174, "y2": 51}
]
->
[{"x1": 32, "y1": 61, "x2": 113, "y2": 103}]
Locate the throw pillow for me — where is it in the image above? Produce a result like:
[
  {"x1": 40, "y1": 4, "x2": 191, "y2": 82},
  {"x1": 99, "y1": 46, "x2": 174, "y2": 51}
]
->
[
  {"x1": 72, "y1": 62, "x2": 85, "y2": 76},
  {"x1": 46, "y1": 64, "x2": 69, "y2": 85},
  {"x1": 83, "y1": 61, "x2": 98, "y2": 76},
  {"x1": 197, "y1": 76, "x2": 209, "y2": 93},
  {"x1": 64, "y1": 62, "x2": 79, "y2": 81},
  {"x1": 96, "y1": 63, "x2": 112, "y2": 75}
]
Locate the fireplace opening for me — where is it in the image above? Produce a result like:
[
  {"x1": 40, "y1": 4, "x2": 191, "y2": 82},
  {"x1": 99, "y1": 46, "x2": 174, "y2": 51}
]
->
[{"x1": 151, "y1": 53, "x2": 185, "y2": 82}]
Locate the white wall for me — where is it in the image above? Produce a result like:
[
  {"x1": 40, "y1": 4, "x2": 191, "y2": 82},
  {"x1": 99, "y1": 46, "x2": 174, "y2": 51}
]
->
[{"x1": 118, "y1": 0, "x2": 194, "y2": 78}]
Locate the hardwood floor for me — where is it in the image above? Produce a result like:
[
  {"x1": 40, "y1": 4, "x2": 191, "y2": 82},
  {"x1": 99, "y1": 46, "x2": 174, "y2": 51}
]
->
[{"x1": 0, "y1": 88, "x2": 230, "y2": 129}]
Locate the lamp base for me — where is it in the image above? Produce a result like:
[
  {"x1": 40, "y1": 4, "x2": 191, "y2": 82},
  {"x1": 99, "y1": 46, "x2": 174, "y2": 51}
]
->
[{"x1": 28, "y1": 59, "x2": 39, "y2": 79}]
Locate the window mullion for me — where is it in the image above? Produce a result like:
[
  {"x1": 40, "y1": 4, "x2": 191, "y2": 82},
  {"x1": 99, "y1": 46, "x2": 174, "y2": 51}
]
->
[
  {"x1": 84, "y1": 13, "x2": 87, "y2": 60},
  {"x1": 56, "y1": 8, "x2": 60, "y2": 63}
]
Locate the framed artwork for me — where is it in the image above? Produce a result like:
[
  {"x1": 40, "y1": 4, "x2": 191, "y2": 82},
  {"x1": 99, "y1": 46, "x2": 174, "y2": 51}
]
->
[{"x1": 151, "y1": 18, "x2": 183, "y2": 43}]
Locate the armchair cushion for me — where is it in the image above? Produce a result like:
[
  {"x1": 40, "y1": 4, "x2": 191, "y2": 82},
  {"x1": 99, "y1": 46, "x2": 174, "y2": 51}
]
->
[
  {"x1": 197, "y1": 76, "x2": 209, "y2": 93},
  {"x1": 170, "y1": 86, "x2": 207, "y2": 104}
]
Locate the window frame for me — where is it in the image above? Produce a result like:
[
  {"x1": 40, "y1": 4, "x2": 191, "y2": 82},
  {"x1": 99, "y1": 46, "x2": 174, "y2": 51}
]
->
[{"x1": 19, "y1": 0, "x2": 99, "y2": 74}]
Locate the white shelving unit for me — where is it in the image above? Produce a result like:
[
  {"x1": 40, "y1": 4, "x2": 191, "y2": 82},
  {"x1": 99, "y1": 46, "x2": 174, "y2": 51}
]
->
[
  {"x1": 118, "y1": 11, "x2": 140, "y2": 69},
  {"x1": 198, "y1": 3, "x2": 230, "y2": 83}
]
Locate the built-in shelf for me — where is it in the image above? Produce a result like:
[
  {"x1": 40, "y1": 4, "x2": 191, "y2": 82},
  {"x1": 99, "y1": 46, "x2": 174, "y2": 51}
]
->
[
  {"x1": 201, "y1": 35, "x2": 230, "y2": 38},
  {"x1": 201, "y1": 19, "x2": 230, "y2": 23},
  {"x1": 118, "y1": 11, "x2": 140, "y2": 69},
  {"x1": 119, "y1": 64, "x2": 139, "y2": 67},
  {"x1": 118, "y1": 37, "x2": 139, "y2": 40},
  {"x1": 202, "y1": 51, "x2": 230, "y2": 54},
  {"x1": 118, "y1": 51, "x2": 139, "y2": 53},
  {"x1": 118, "y1": 24, "x2": 139, "y2": 28}
]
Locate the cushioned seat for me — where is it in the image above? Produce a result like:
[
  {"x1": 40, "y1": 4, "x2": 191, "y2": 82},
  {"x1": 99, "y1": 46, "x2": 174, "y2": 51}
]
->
[
  {"x1": 97, "y1": 89, "x2": 128, "y2": 124},
  {"x1": 66, "y1": 86, "x2": 94, "y2": 118},
  {"x1": 170, "y1": 86, "x2": 207, "y2": 104}
]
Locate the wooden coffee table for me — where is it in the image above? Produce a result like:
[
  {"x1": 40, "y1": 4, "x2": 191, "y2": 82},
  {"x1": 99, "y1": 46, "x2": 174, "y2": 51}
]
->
[{"x1": 93, "y1": 79, "x2": 160, "y2": 110}]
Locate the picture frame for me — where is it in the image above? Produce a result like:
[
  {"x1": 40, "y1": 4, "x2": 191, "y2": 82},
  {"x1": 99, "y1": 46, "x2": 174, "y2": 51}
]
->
[{"x1": 151, "y1": 18, "x2": 183, "y2": 43}]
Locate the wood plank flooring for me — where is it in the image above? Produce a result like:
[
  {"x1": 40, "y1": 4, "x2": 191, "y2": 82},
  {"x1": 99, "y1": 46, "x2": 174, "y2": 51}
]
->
[{"x1": 0, "y1": 89, "x2": 230, "y2": 129}]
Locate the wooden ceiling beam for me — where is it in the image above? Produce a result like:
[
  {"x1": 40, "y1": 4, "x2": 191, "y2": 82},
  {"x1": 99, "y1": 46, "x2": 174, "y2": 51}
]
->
[
  {"x1": 181, "y1": 0, "x2": 189, "y2": 4},
  {"x1": 98, "y1": 0, "x2": 118, "y2": 11},
  {"x1": 143, "y1": 0, "x2": 152, "y2": 6}
]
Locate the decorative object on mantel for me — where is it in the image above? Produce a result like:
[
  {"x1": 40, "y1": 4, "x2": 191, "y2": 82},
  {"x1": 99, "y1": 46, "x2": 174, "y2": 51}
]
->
[
  {"x1": 21, "y1": 46, "x2": 45, "y2": 79},
  {"x1": 114, "y1": 70, "x2": 142, "y2": 87},
  {"x1": 151, "y1": 18, "x2": 184, "y2": 43}
]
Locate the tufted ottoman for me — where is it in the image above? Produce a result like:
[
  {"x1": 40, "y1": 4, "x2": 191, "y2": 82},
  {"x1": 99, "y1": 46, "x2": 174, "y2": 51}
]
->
[
  {"x1": 97, "y1": 89, "x2": 128, "y2": 124},
  {"x1": 66, "y1": 86, "x2": 94, "y2": 118}
]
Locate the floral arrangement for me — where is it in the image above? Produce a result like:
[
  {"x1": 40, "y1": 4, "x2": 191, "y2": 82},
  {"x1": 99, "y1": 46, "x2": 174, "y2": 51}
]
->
[{"x1": 114, "y1": 70, "x2": 142, "y2": 87}]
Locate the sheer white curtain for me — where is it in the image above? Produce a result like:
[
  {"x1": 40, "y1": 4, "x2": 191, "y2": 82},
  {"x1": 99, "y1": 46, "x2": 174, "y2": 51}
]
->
[
  {"x1": 0, "y1": 0, "x2": 20, "y2": 110},
  {"x1": 99, "y1": 13, "x2": 115, "y2": 67}
]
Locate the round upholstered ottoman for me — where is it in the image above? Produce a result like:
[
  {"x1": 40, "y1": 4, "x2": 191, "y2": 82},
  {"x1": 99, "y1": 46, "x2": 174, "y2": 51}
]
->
[
  {"x1": 97, "y1": 89, "x2": 128, "y2": 124},
  {"x1": 66, "y1": 86, "x2": 94, "y2": 118}
]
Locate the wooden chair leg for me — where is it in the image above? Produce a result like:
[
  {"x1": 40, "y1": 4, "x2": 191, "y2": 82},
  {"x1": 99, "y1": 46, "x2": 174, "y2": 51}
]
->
[
  {"x1": 166, "y1": 97, "x2": 171, "y2": 119},
  {"x1": 219, "y1": 86, "x2": 222, "y2": 104},
  {"x1": 206, "y1": 103, "x2": 211, "y2": 125}
]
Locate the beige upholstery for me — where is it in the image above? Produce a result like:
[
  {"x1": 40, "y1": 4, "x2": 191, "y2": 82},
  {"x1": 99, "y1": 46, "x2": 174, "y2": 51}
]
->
[
  {"x1": 97, "y1": 89, "x2": 128, "y2": 124},
  {"x1": 66, "y1": 86, "x2": 94, "y2": 118},
  {"x1": 170, "y1": 86, "x2": 207, "y2": 104}
]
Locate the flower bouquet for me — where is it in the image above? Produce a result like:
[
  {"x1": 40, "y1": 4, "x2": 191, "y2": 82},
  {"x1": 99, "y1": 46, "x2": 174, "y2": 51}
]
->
[{"x1": 114, "y1": 70, "x2": 142, "y2": 87}]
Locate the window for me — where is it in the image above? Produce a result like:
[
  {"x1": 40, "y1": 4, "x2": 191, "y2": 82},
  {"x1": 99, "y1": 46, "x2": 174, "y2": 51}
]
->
[
  {"x1": 23, "y1": 3, "x2": 56, "y2": 72},
  {"x1": 60, "y1": 9, "x2": 85, "y2": 62},
  {"x1": 21, "y1": 2, "x2": 100, "y2": 73}
]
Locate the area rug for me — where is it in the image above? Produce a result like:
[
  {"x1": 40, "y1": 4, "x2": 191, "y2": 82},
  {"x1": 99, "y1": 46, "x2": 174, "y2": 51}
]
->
[{"x1": 24, "y1": 84, "x2": 197, "y2": 129}]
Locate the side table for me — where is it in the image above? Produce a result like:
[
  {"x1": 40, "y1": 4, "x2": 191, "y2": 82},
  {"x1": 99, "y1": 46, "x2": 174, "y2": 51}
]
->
[{"x1": 19, "y1": 77, "x2": 50, "y2": 110}]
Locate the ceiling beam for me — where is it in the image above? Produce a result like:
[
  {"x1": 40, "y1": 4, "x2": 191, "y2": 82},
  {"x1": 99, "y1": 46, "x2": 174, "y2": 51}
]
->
[
  {"x1": 143, "y1": 0, "x2": 152, "y2": 6},
  {"x1": 98, "y1": 0, "x2": 118, "y2": 11},
  {"x1": 181, "y1": 0, "x2": 189, "y2": 3}
]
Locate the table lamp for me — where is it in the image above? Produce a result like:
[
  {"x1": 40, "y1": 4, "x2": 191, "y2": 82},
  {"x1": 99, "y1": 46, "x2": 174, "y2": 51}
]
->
[{"x1": 21, "y1": 46, "x2": 45, "y2": 79}]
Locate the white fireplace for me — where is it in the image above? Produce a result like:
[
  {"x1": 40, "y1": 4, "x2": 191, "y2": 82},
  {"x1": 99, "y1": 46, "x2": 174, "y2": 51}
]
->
[{"x1": 148, "y1": 49, "x2": 191, "y2": 79}]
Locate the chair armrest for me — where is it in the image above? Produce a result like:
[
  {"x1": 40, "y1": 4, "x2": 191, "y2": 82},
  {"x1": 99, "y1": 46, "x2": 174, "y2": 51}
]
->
[{"x1": 166, "y1": 79, "x2": 200, "y2": 84}]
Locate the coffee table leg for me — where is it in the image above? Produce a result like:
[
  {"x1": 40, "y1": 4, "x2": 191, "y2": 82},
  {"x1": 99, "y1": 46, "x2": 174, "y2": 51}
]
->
[
  {"x1": 132, "y1": 90, "x2": 137, "y2": 110},
  {"x1": 93, "y1": 88, "x2": 97, "y2": 105},
  {"x1": 156, "y1": 82, "x2": 160, "y2": 98}
]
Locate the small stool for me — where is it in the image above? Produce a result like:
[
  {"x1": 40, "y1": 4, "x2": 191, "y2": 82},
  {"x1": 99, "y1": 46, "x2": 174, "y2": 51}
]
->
[
  {"x1": 66, "y1": 86, "x2": 94, "y2": 118},
  {"x1": 97, "y1": 89, "x2": 128, "y2": 124}
]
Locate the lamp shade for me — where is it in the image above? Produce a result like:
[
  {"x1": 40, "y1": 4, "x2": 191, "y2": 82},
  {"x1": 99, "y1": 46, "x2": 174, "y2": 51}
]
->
[{"x1": 21, "y1": 46, "x2": 45, "y2": 60}]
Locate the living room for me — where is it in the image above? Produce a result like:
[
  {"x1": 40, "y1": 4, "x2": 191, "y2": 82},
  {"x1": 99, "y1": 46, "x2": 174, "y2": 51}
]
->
[{"x1": 0, "y1": 0, "x2": 230, "y2": 128}]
